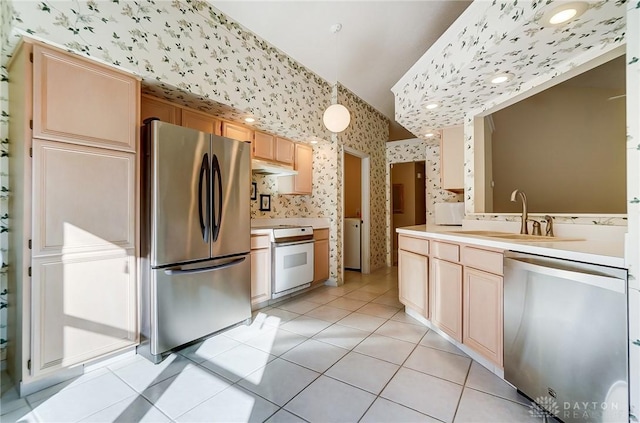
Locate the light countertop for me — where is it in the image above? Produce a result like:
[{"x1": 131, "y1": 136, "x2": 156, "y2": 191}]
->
[{"x1": 397, "y1": 225, "x2": 626, "y2": 268}]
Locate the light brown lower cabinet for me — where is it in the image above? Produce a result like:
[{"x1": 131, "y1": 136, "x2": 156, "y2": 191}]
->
[
  {"x1": 250, "y1": 235, "x2": 271, "y2": 306},
  {"x1": 463, "y1": 267, "x2": 504, "y2": 366},
  {"x1": 397, "y1": 233, "x2": 504, "y2": 366},
  {"x1": 31, "y1": 252, "x2": 136, "y2": 376},
  {"x1": 430, "y1": 258, "x2": 463, "y2": 342},
  {"x1": 398, "y1": 249, "x2": 428, "y2": 318},
  {"x1": 313, "y1": 229, "x2": 329, "y2": 284}
]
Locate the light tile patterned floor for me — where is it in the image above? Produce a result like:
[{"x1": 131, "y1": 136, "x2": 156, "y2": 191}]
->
[{"x1": 0, "y1": 267, "x2": 537, "y2": 422}]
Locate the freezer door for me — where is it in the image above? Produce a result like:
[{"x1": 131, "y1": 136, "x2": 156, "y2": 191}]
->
[
  {"x1": 211, "y1": 135, "x2": 251, "y2": 257},
  {"x1": 150, "y1": 255, "x2": 251, "y2": 355},
  {"x1": 150, "y1": 121, "x2": 210, "y2": 267}
]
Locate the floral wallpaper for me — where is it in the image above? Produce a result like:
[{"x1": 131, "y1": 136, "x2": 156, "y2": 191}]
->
[
  {"x1": 0, "y1": 1, "x2": 390, "y2": 362},
  {"x1": 386, "y1": 138, "x2": 462, "y2": 265},
  {"x1": 392, "y1": 0, "x2": 627, "y2": 225},
  {"x1": 392, "y1": 0, "x2": 627, "y2": 135},
  {"x1": 2, "y1": 0, "x2": 392, "y2": 279},
  {"x1": 337, "y1": 86, "x2": 389, "y2": 273},
  {"x1": 0, "y1": 0, "x2": 11, "y2": 359}
]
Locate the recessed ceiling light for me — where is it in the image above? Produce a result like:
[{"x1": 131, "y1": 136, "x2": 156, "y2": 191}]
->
[
  {"x1": 425, "y1": 103, "x2": 439, "y2": 110},
  {"x1": 310, "y1": 140, "x2": 318, "y2": 144},
  {"x1": 489, "y1": 72, "x2": 514, "y2": 84},
  {"x1": 542, "y1": 2, "x2": 588, "y2": 27},
  {"x1": 244, "y1": 117, "x2": 255, "y2": 123},
  {"x1": 425, "y1": 132, "x2": 435, "y2": 138}
]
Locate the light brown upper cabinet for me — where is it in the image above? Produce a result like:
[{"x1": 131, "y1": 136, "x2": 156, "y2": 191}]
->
[
  {"x1": 140, "y1": 95, "x2": 180, "y2": 125},
  {"x1": 222, "y1": 121, "x2": 253, "y2": 142},
  {"x1": 182, "y1": 109, "x2": 221, "y2": 135},
  {"x1": 275, "y1": 137, "x2": 294, "y2": 165},
  {"x1": 32, "y1": 44, "x2": 139, "y2": 152},
  {"x1": 441, "y1": 125, "x2": 464, "y2": 192},
  {"x1": 253, "y1": 131, "x2": 275, "y2": 160},
  {"x1": 279, "y1": 143, "x2": 313, "y2": 195}
]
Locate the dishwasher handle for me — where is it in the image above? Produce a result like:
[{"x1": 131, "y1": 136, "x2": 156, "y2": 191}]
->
[{"x1": 505, "y1": 257, "x2": 626, "y2": 294}]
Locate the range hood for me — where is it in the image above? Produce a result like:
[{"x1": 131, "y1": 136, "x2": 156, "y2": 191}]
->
[{"x1": 251, "y1": 159, "x2": 298, "y2": 176}]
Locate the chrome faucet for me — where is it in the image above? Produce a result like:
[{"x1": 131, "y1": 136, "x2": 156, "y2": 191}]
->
[
  {"x1": 510, "y1": 189, "x2": 528, "y2": 234},
  {"x1": 544, "y1": 215, "x2": 554, "y2": 237}
]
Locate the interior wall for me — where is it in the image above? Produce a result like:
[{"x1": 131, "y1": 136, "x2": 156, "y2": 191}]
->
[
  {"x1": 414, "y1": 162, "x2": 426, "y2": 225},
  {"x1": 5, "y1": 3, "x2": 389, "y2": 287},
  {"x1": 344, "y1": 152, "x2": 362, "y2": 218},
  {"x1": 491, "y1": 85, "x2": 626, "y2": 213}
]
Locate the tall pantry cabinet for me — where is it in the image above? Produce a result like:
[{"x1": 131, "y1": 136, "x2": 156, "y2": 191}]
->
[{"x1": 8, "y1": 40, "x2": 140, "y2": 390}]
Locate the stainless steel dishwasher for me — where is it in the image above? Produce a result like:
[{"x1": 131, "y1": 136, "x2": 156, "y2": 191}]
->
[{"x1": 504, "y1": 251, "x2": 628, "y2": 423}]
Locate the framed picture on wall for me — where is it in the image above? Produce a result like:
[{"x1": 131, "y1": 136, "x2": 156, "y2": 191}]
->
[
  {"x1": 259, "y1": 194, "x2": 271, "y2": 211},
  {"x1": 251, "y1": 182, "x2": 257, "y2": 200}
]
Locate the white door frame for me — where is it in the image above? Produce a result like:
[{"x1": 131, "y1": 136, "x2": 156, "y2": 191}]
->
[{"x1": 342, "y1": 146, "x2": 370, "y2": 274}]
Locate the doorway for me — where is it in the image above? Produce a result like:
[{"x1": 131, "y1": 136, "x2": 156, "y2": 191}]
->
[
  {"x1": 391, "y1": 161, "x2": 426, "y2": 265},
  {"x1": 343, "y1": 147, "x2": 370, "y2": 274}
]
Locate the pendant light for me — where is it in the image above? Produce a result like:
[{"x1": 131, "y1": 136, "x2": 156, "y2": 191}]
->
[{"x1": 323, "y1": 23, "x2": 351, "y2": 133}]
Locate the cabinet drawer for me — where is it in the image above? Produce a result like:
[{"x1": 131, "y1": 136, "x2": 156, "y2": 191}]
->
[
  {"x1": 314, "y1": 228, "x2": 329, "y2": 241},
  {"x1": 432, "y1": 241, "x2": 460, "y2": 262},
  {"x1": 398, "y1": 235, "x2": 429, "y2": 255},
  {"x1": 463, "y1": 246, "x2": 503, "y2": 275},
  {"x1": 251, "y1": 235, "x2": 270, "y2": 250}
]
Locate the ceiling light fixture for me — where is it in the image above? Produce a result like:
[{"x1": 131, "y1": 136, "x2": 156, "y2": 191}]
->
[
  {"x1": 425, "y1": 102, "x2": 439, "y2": 110},
  {"x1": 323, "y1": 23, "x2": 351, "y2": 133},
  {"x1": 542, "y1": 2, "x2": 588, "y2": 26},
  {"x1": 425, "y1": 132, "x2": 435, "y2": 138},
  {"x1": 489, "y1": 72, "x2": 514, "y2": 84},
  {"x1": 244, "y1": 117, "x2": 255, "y2": 123}
]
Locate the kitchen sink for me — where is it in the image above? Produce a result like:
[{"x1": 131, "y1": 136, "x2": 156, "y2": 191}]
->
[{"x1": 444, "y1": 230, "x2": 583, "y2": 242}]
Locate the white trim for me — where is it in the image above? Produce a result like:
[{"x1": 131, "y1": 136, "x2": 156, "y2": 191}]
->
[{"x1": 343, "y1": 146, "x2": 371, "y2": 275}]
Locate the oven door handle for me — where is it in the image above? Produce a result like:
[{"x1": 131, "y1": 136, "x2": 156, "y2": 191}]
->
[{"x1": 273, "y1": 239, "x2": 315, "y2": 247}]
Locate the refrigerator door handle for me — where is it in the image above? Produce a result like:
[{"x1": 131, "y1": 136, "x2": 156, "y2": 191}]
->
[
  {"x1": 212, "y1": 154, "x2": 223, "y2": 242},
  {"x1": 163, "y1": 256, "x2": 246, "y2": 275},
  {"x1": 198, "y1": 153, "x2": 210, "y2": 242}
]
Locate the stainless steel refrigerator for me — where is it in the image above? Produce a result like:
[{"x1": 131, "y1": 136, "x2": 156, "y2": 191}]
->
[{"x1": 139, "y1": 119, "x2": 251, "y2": 363}]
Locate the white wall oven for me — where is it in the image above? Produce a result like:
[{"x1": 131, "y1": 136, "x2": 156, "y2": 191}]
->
[{"x1": 270, "y1": 226, "x2": 314, "y2": 298}]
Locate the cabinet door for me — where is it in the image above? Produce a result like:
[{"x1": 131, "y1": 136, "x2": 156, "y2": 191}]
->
[
  {"x1": 32, "y1": 44, "x2": 139, "y2": 152},
  {"x1": 141, "y1": 95, "x2": 180, "y2": 125},
  {"x1": 463, "y1": 267, "x2": 503, "y2": 366},
  {"x1": 275, "y1": 137, "x2": 294, "y2": 164},
  {"x1": 398, "y1": 249, "x2": 428, "y2": 317},
  {"x1": 253, "y1": 131, "x2": 275, "y2": 160},
  {"x1": 32, "y1": 140, "x2": 136, "y2": 257},
  {"x1": 430, "y1": 258, "x2": 463, "y2": 342},
  {"x1": 313, "y1": 238, "x2": 330, "y2": 283},
  {"x1": 441, "y1": 125, "x2": 464, "y2": 192},
  {"x1": 31, "y1": 251, "x2": 137, "y2": 377},
  {"x1": 182, "y1": 109, "x2": 221, "y2": 135},
  {"x1": 222, "y1": 121, "x2": 253, "y2": 142},
  {"x1": 294, "y1": 144, "x2": 313, "y2": 193},
  {"x1": 250, "y1": 247, "x2": 271, "y2": 306}
]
